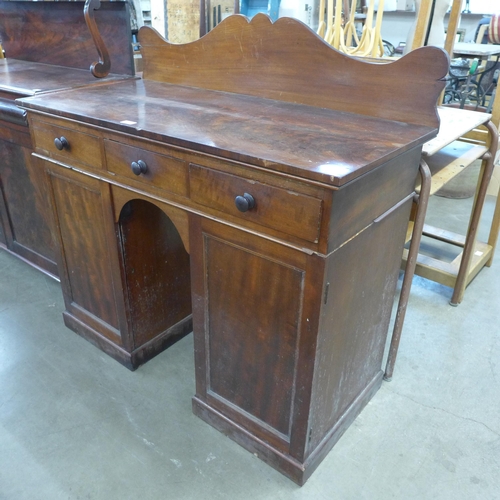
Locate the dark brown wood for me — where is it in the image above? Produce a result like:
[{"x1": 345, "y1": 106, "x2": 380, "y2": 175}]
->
[
  {"x1": 198, "y1": 223, "x2": 307, "y2": 440},
  {"x1": 0, "y1": 60, "x2": 130, "y2": 98},
  {"x1": 19, "y1": 78, "x2": 438, "y2": 188},
  {"x1": 0, "y1": 0, "x2": 134, "y2": 75},
  {"x1": 0, "y1": 115, "x2": 58, "y2": 276},
  {"x1": 84, "y1": 0, "x2": 111, "y2": 78},
  {"x1": 189, "y1": 163, "x2": 323, "y2": 242},
  {"x1": 17, "y1": 14, "x2": 449, "y2": 484},
  {"x1": 117, "y1": 198, "x2": 192, "y2": 348},
  {"x1": 104, "y1": 139, "x2": 189, "y2": 197},
  {"x1": 47, "y1": 166, "x2": 121, "y2": 334},
  {"x1": 139, "y1": 13, "x2": 448, "y2": 128},
  {"x1": 41, "y1": 160, "x2": 193, "y2": 370},
  {"x1": 0, "y1": 98, "x2": 26, "y2": 125},
  {"x1": 307, "y1": 197, "x2": 414, "y2": 452},
  {"x1": 0, "y1": 0, "x2": 134, "y2": 276},
  {"x1": 0, "y1": 33, "x2": 133, "y2": 276},
  {"x1": 31, "y1": 115, "x2": 104, "y2": 168},
  {"x1": 326, "y1": 146, "x2": 422, "y2": 252}
]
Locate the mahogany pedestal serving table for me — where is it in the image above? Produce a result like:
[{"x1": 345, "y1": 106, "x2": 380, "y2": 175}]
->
[{"x1": 18, "y1": 15, "x2": 448, "y2": 485}]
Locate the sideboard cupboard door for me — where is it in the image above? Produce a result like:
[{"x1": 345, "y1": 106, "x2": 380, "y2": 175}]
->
[
  {"x1": 43, "y1": 161, "x2": 127, "y2": 353},
  {"x1": 0, "y1": 139, "x2": 58, "y2": 276},
  {"x1": 42, "y1": 160, "x2": 193, "y2": 369},
  {"x1": 190, "y1": 215, "x2": 324, "y2": 461}
]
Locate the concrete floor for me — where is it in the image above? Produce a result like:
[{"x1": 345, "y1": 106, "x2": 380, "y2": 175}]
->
[{"x1": 0, "y1": 195, "x2": 499, "y2": 500}]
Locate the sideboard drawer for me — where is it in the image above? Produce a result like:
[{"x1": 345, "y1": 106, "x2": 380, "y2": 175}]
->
[
  {"x1": 104, "y1": 139, "x2": 189, "y2": 197},
  {"x1": 189, "y1": 164, "x2": 322, "y2": 243},
  {"x1": 31, "y1": 118, "x2": 102, "y2": 168}
]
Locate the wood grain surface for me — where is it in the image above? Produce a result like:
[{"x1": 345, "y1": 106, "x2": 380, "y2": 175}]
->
[
  {"x1": 19, "y1": 78, "x2": 436, "y2": 187},
  {"x1": 140, "y1": 13, "x2": 449, "y2": 128},
  {"x1": 0, "y1": 0, "x2": 134, "y2": 75}
]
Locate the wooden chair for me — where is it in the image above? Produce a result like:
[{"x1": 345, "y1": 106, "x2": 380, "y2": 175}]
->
[{"x1": 385, "y1": 0, "x2": 500, "y2": 379}]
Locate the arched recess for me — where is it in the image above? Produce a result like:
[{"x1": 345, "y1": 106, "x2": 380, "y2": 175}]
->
[{"x1": 116, "y1": 196, "x2": 192, "y2": 350}]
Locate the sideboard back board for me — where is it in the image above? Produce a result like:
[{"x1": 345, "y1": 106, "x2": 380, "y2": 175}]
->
[{"x1": 0, "y1": 0, "x2": 134, "y2": 75}]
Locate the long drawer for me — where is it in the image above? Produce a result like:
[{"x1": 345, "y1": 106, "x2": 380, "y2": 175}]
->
[
  {"x1": 30, "y1": 117, "x2": 103, "y2": 169},
  {"x1": 189, "y1": 163, "x2": 323, "y2": 243},
  {"x1": 104, "y1": 138, "x2": 189, "y2": 197}
]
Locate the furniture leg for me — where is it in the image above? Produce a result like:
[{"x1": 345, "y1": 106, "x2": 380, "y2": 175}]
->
[
  {"x1": 384, "y1": 159, "x2": 431, "y2": 381},
  {"x1": 486, "y1": 122, "x2": 500, "y2": 266},
  {"x1": 486, "y1": 182, "x2": 500, "y2": 266},
  {"x1": 450, "y1": 120, "x2": 498, "y2": 305}
]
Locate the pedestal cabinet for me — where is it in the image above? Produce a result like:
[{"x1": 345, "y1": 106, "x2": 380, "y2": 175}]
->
[
  {"x1": 18, "y1": 14, "x2": 449, "y2": 485},
  {"x1": 36, "y1": 150, "x2": 192, "y2": 368}
]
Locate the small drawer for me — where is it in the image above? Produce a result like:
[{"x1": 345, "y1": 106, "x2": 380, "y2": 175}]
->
[
  {"x1": 189, "y1": 164, "x2": 322, "y2": 243},
  {"x1": 31, "y1": 119, "x2": 102, "y2": 168},
  {"x1": 104, "y1": 139, "x2": 189, "y2": 197}
]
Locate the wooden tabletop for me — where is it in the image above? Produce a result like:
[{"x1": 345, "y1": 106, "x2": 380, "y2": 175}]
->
[
  {"x1": 0, "y1": 59, "x2": 132, "y2": 98},
  {"x1": 423, "y1": 106, "x2": 491, "y2": 156},
  {"x1": 18, "y1": 78, "x2": 436, "y2": 187},
  {"x1": 453, "y1": 43, "x2": 500, "y2": 58}
]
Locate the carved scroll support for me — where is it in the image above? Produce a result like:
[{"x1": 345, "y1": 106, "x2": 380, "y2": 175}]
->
[{"x1": 84, "y1": 0, "x2": 111, "y2": 78}]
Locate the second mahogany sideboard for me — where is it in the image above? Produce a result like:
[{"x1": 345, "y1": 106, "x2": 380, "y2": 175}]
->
[
  {"x1": 18, "y1": 15, "x2": 448, "y2": 485},
  {"x1": 0, "y1": 0, "x2": 133, "y2": 276}
]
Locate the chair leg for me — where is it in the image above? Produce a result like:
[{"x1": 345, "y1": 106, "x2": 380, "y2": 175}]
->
[
  {"x1": 486, "y1": 180, "x2": 500, "y2": 267},
  {"x1": 384, "y1": 159, "x2": 431, "y2": 381},
  {"x1": 450, "y1": 120, "x2": 498, "y2": 305}
]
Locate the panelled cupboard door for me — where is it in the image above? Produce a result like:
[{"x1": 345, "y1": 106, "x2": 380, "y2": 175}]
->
[
  {"x1": 0, "y1": 140, "x2": 58, "y2": 275},
  {"x1": 43, "y1": 160, "x2": 125, "y2": 347},
  {"x1": 190, "y1": 214, "x2": 324, "y2": 457}
]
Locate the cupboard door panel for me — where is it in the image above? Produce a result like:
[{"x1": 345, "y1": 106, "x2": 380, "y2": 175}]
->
[
  {"x1": 0, "y1": 139, "x2": 58, "y2": 274},
  {"x1": 48, "y1": 167, "x2": 120, "y2": 333},
  {"x1": 193, "y1": 220, "x2": 308, "y2": 441}
]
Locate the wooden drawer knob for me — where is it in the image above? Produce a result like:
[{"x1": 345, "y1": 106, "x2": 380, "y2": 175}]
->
[
  {"x1": 131, "y1": 160, "x2": 148, "y2": 176},
  {"x1": 54, "y1": 136, "x2": 69, "y2": 151},
  {"x1": 235, "y1": 193, "x2": 255, "y2": 212}
]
